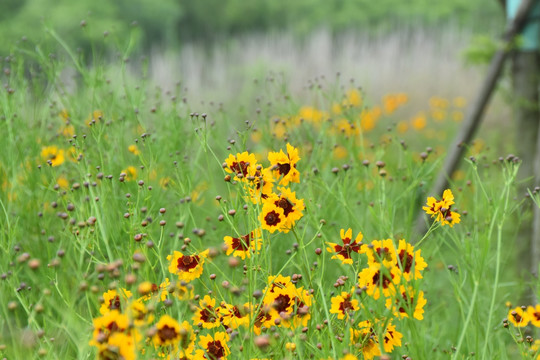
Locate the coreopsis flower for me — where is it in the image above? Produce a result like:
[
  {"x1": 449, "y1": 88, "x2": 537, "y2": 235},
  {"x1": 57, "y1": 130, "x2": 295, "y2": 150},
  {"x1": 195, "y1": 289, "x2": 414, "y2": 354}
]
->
[
  {"x1": 192, "y1": 295, "x2": 222, "y2": 329},
  {"x1": 153, "y1": 315, "x2": 195, "y2": 358},
  {"x1": 219, "y1": 302, "x2": 250, "y2": 329},
  {"x1": 196, "y1": 332, "x2": 230, "y2": 359},
  {"x1": 423, "y1": 189, "x2": 461, "y2": 227},
  {"x1": 223, "y1": 229, "x2": 263, "y2": 259},
  {"x1": 396, "y1": 239, "x2": 427, "y2": 281},
  {"x1": 285, "y1": 288, "x2": 312, "y2": 329},
  {"x1": 267, "y1": 143, "x2": 300, "y2": 186},
  {"x1": 259, "y1": 201, "x2": 286, "y2": 233},
  {"x1": 361, "y1": 239, "x2": 397, "y2": 268},
  {"x1": 358, "y1": 264, "x2": 401, "y2": 300},
  {"x1": 41, "y1": 146, "x2": 65, "y2": 167},
  {"x1": 330, "y1": 289, "x2": 359, "y2": 320},
  {"x1": 224, "y1": 151, "x2": 258, "y2": 181},
  {"x1": 252, "y1": 303, "x2": 279, "y2": 335},
  {"x1": 128, "y1": 144, "x2": 140, "y2": 155},
  {"x1": 244, "y1": 167, "x2": 274, "y2": 204},
  {"x1": 140, "y1": 278, "x2": 170, "y2": 302},
  {"x1": 508, "y1": 306, "x2": 530, "y2": 327},
  {"x1": 127, "y1": 299, "x2": 154, "y2": 327},
  {"x1": 264, "y1": 284, "x2": 295, "y2": 318},
  {"x1": 385, "y1": 285, "x2": 427, "y2": 321},
  {"x1": 96, "y1": 332, "x2": 136, "y2": 360},
  {"x1": 381, "y1": 321, "x2": 403, "y2": 353},
  {"x1": 263, "y1": 187, "x2": 304, "y2": 233},
  {"x1": 326, "y1": 228, "x2": 363, "y2": 265},
  {"x1": 350, "y1": 320, "x2": 381, "y2": 360},
  {"x1": 100, "y1": 288, "x2": 133, "y2": 315},
  {"x1": 85, "y1": 109, "x2": 104, "y2": 126},
  {"x1": 170, "y1": 281, "x2": 194, "y2": 300},
  {"x1": 90, "y1": 310, "x2": 130, "y2": 347},
  {"x1": 527, "y1": 305, "x2": 540, "y2": 327},
  {"x1": 120, "y1": 166, "x2": 138, "y2": 181},
  {"x1": 167, "y1": 249, "x2": 209, "y2": 283}
]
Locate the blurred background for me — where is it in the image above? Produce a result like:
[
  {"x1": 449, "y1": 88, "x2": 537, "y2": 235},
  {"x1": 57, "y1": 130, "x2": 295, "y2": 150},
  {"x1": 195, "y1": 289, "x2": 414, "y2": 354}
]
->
[{"x1": 1, "y1": 0, "x2": 508, "y2": 112}]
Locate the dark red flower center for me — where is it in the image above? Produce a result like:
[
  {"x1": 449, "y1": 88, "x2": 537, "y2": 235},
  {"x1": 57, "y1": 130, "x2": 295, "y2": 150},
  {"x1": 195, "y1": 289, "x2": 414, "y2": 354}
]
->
[
  {"x1": 375, "y1": 247, "x2": 393, "y2": 262},
  {"x1": 339, "y1": 295, "x2": 354, "y2": 314},
  {"x1": 372, "y1": 269, "x2": 393, "y2": 289},
  {"x1": 158, "y1": 325, "x2": 179, "y2": 342},
  {"x1": 277, "y1": 163, "x2": 291, "y2": 176},
  {"x1": 264, "y1": 211, "x2": 281, "y2": 226},
  {"x1": 273, "y1": 294, "x2": 292, "y2": 313},
  {"x1": 398, "y1": 250, "x2": 414, "y2": 274},
  {"x1": 275, "y1": 197, "x2": 294, "y2": 217},
  {"x1": 207, "y1": 340, "x2": 225, "y2": 359},
  {"x1": 177, "y1": 255, "x2": 200, "y2": 272},
  {"x1": 231, "y1": 233, "x2": 253, "y2": 251},
  {"x1": 200, "y1": 307, "x2": 217, "y2": 323},
  {"x1": 230, "y1": 161, "x2": 250, "y2": 177},
  {"x1": 108, "y1": 295, "x2": 121, "y2": 311}
]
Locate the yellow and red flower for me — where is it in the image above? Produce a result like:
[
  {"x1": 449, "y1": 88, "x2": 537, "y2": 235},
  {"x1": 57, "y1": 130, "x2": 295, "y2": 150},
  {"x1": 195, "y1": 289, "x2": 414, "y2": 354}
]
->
[
  {"x1": 327, "y1": 228, "x2": 363, "y2": 265},
  {"x1": 259, "y1": 202, "x2": 286, "y2": 233},
  {"x1": 358, "y1": 264, "x2": 401, "y2": 300},
  {"x1": 423, "y1": 189, "x2": 461, "y2": 227},
  {"x1": 196, "y1": 332, "x2": 230, "y2": 359},
  {"x1": 396, "y1": 239, "x2": 427, "y2": 281},
  {"x1": 361, "y1": 239, "x2": 397, "y2": 268},
  {"x1": 224, "y1": 229, "x2": 263, "y2": 259},
  {"x1": 508, "y1": 306, "x2": 530, "y2": 327},
  {"x1": 267, "y1": 143, "x2": 300, "y2": 186},
  {"x1": 192, "y1": 295, "x2": 222, "y2": 329},
  {"x1": 167, "y1": 249, "x2": 209, "y2": 283},
  {"x1": 385, "y1": 285, "x2": 427, "y2": 321},
  {"x1": 330, "y1": 289, "x2": 359, "y2": 320},
  {"x1": 224, "y1": 151, "x2": 259, "y2": 181},
  {"x1": 100, "y1": 288, "x2": 133, "y2": 315}
]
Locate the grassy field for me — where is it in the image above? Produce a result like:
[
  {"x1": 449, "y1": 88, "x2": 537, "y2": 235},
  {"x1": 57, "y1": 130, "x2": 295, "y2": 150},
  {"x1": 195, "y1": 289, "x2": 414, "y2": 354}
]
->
[{"x1": 0, "y1": 26, "x2": 537, "y2": 360}]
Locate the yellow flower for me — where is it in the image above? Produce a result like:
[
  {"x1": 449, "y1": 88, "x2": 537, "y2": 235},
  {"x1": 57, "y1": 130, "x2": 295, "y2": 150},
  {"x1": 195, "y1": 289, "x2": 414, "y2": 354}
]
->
[
  {"x1": 508, "y1": 306, "x2": 530, "y2": 327},
  {"x1": 385, "y1": 285, "x2": 427, "y2": 320},
  {"x1": 41, "y1": 146, "x2": 65, "y2": 167},
  {"x1": 120, "y1": 166, "x2": 137, "y2": 181},
  {"x1": 285, "y1": 342, "x2": 296, "y2": 352},
  {"x1": 219, "y1": 302, "x2": 250, "y2": 329},
  {"x1": 128, "y1": 144, "x2": 140, "y2": 155},
  {"x1": 97, "y1": 332, "x2": 136, "y2": 360},
  {"x1": 197, "y1": 332, "x2": 230, "y2": 359},
  {"x1": 167, "y1": 249, "x2": 209, "y2": 283},
  {"x1": 263, "y1": 187, "x2": 304, "y2": 233},
  {"x1": 411, "y1": 112, "x2": 427, "y2": 130},
  {"x1": 326, "y1": 228, "x2": 363, "y2": 265},
  {"x1": 396, "y1": 239, "x2": 427, "y2": 281},
  {"x1": 330, "y1": 289, "x2": 359, "y2": 320},
  {"x1": 56, "y1": 176, "x2": 69, "y2": 189},
  {"x1": 423, "y1": 189, "x2": 461, "y2": 227},
  {"x1": 100, "y1": 288, "x2": 133, "y2": 315},
  {"x1": 527, "y1": 305, "x2": 540, "y2": 327},
  {"x1": 86, "y1": 110, "x2": 104, "y2": 126},
  {"x1": 152, "y1": 315, "x2": 195, "y2": 358},
  {"x1": 350, "y1": 320, "x2": 381, "y2": 360},
  {"x1": 361, "y1": 239, "x2": 397, "y2": 269},
  {"x1": 381, "y1": 321, "x2": 402, "y2": 353},
  {"x1": 358, "y1": 264, "x2": 401, "y2": 300},
  {"x1": 224, "y1": 151, "x2": 259, "y2": 181},
  {"x1": 259, "y1": 201, "x2": 286, "y2": 233},
  {"x1": 267, "y1": 143, "x2": 301, "y2": 186},
  {"x1": 127, "y1": 299, "x2": 154, "y2": 327},
  {"x1": 192, "y1": 295, "x2": 222, "y2": 329},
  {"x1": 224, "y1": 228, "x2": 263, "y2": 259},
  {"x1": 90, "y1": 310, "x2": 130, "y2": 347}
]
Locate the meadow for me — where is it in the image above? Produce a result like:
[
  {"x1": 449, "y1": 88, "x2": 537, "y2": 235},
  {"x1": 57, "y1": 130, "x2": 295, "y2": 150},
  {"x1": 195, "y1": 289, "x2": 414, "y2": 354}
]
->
[{"x1": 0, "y1": 25, "x2": 538, "y2": 360}]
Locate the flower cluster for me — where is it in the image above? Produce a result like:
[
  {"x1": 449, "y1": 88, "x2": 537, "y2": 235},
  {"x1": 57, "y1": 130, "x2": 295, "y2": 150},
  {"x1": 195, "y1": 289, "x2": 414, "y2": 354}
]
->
[
  {"x1": 327, "y1": 229, "x2": 427, "y2": 359},
  {"x1": 507, "y1": 305, "x2": 540, "y2": 328}
]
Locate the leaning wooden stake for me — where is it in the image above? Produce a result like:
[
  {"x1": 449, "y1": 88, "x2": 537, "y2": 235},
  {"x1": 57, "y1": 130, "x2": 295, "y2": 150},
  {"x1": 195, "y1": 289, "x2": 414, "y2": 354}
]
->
[{"x1": 415, "y1": 0, "x2": 536, "y2": 235}]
